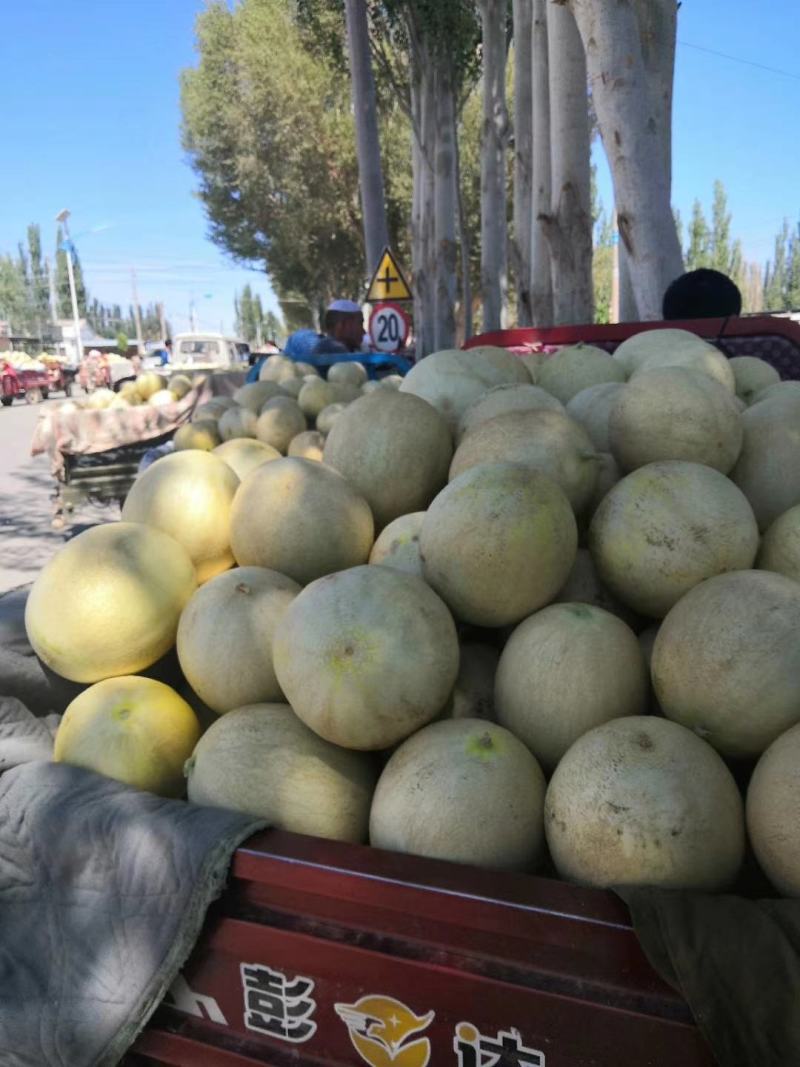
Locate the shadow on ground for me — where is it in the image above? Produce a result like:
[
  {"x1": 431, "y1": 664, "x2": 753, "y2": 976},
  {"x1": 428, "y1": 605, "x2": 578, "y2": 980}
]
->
[{"x1": 0, "y1": 460, "x2": 119, "y2": 591}]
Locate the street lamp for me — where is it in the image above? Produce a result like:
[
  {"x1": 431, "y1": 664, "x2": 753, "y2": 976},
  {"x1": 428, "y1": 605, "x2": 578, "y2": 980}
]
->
[{"x1": 55, "y1": 208, "x2": 84, "y2": 366}]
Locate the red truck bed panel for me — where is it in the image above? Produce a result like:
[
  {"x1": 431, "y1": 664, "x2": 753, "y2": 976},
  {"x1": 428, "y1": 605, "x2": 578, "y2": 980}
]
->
[{"x1": 133, "y1": 830, "x2": 715, "y2": 1066}]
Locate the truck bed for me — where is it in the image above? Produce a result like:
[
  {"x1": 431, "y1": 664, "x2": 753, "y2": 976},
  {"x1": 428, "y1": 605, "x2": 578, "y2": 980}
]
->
[{"x1": 132, "y1": 830, "x2": 715, "y2": 1066}]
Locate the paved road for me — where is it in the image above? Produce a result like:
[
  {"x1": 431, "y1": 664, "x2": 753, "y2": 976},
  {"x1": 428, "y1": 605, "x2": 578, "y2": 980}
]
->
[{"x1": 0, "y1": 398, "x2": 119, "y2": 593}]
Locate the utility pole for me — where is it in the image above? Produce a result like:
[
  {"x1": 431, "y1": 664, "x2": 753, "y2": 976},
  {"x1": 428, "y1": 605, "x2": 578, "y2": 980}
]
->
[
  {"x1": 55, "y1": 209, "x2": 84, "y2": 365},
  {"x1": 46, "y1": 256, "x2": 58, "y2": 324},
  {"x1": 131, "y1": 269, "x2": 145, "y2": 354},
  {"x1": 157, "y1": 301, "x2": 167, "y2": 342},
  {"x1": 189, "y1": 295, "x2": 197, "y2": 332}
]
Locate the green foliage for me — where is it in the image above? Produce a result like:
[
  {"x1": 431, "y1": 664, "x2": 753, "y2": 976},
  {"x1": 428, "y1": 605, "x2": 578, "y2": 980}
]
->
[
  {"x1": 764, "y1": 221, "x2": 791, "y2": 312},
  {"x1": 235, "y1": 283, "x2": 285, "y2": 345},
  {"x1": 180, "y1": 0, "x2": 411, "y2": 321},
  {"x1": 686, "y1": 200, "x2": 710, "y2": 271},
  {"x1": 116, "y1": 332, "x2": 129, "y2": 354}
]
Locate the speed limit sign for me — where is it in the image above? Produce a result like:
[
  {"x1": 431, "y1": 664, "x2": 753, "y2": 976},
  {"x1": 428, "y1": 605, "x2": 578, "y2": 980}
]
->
[{"x1": 369, "y1": 302, "x2": 410, "y2": 353}]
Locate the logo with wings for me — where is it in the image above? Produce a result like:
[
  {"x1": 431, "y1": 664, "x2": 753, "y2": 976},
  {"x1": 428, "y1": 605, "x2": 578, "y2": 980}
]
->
[{"x1": 335, "y1": 994, "x2": 435, "y2": 1067}]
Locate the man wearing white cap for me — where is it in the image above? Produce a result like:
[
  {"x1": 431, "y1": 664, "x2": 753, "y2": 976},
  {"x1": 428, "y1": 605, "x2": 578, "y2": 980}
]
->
[{"x1": 312, "y1": 299, "x2": 365, "y2": 357}]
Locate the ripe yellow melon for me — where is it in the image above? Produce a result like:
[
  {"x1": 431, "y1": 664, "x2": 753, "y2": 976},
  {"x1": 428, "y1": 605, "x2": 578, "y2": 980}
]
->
[
  {"x1": 255, "y1": 396, "x2": 307, "y2": 452},
  {"x1": 218, "y1": 405, "x2": 258, "y2": 441},
  {"x1": 177, "y1": 566, "x2": 300, "y2": 713},
  {"x1": 731, "y1": 393, "x2": 800, "y2": 530},
  {"x1": 259, "y1": 354, "x2": 298, "y2": 382},
  {"x1": 449, "y1": 409, "x2": 599, "y2": 514},
  {"x1": 135, "y1": 371, "x2": 167, "y2": 400},
  {"x1": 458, "y1": 383, "x2": 564, "y2": 442},
  {"x1": 213, "y1": 438, "x2": 280, "y2": 480},
  {"x1": 370, "y1": 719, "x2": 546, "y2": 870},
  {"x1": 609, "y1": 366, "x2": 743, "y2": 473},
  {"x1": 273, "y1": 566, "x2": 459, "y2": 750},
  {"x1": 629, "y1": 337, "x2": 736, "y2": 393},
  {"x1": 398, "y1": 347, "x2": 529, "y2": 432},
  {"x1": 174, "y1": 420, "x2": 221, "y2": 452},
  {"x1": 747, "y1": 723, "x2": 800, "y2": 896},
  {"x1": 368, "y1": 512, "x2": 424, "y2": 577},
  {"x1": 298, "y1": 378, "x2": 339, "y2": 418},
  {"x1": 496, "y1": 603, "x2": 647, "y2": 770},
  {"x1": 537, "y1": 343, "x2": 626, "y2": 403},
  {"x1": 54, "y1": 676, "x2": 201, "y2": 797},
  {"x1": 614, "y1": 329, "x2": 735, "y2": 392},
  {"x1": 316, "y1": 402, "x2": 348, "y2": 435},
  {"x1": 729, "y1": 356, "x2": 780, "y2": 405},
  {"x1": 545, "y1": 717, "x2": 745, "y2": 890},
  {"x1": 169, "y1": 373, "x2": 193, "y2": 399},
  {"x1": 652, "y1": 570, "x2": 800, "y2": 759},
  {"x1": 122, "y1": 450, "x2": 240, "y2": 584},
  {"x1": 85, "y1": 388, "x2": 116, "y2": 409},
  {"x1": 287, "y1": 430, "x2": 326, "y2": 461},
  {"x1": 589, "y1": 461, "x2": 759, "y2": 618},
  {"x1": 230, "y1": 457, "x2": 374, "y2": 584},
  {"x1": 565, "y1": 382, "x2": 625, "y2": 452},
  {"x1": 185, "y1": 703, "x2": 377, "y2": 842},
  {"x1": 612, "y1": 328, "x2": 704, "y2": 376},
  {"x1": 324, "y1": 391, "x2": 452, "y2": 528},
  {"x1": 148, "y1": 389, "x2": 177, "y2": 407},
  {"x1": 25, "y1": 522, "x2": 196, "y2": 683},
  {"x1": 233, "y1": 380, "x2": 285, "y2": 412},
  {"x1": 757, "y1": 504, "x2": 800, "y2": 582},
  {"x1": 294, "y1": 361, "x2": 319, "y2": 377},
  {"x1": 328, "y1": 361, "x2": 367, "y2": 387},
  {"x1": 420, "y1": 463, "x2": 577, "y2": 627}
]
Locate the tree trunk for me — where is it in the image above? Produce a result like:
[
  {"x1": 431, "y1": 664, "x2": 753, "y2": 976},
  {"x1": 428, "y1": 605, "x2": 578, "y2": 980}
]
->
[
  {"x1": 408, "y1": 34, "x2": 437, "y2": 358},
  {"x1": 619, "y1": 244, "x2": 638, "y2": 321},
  {"x1": 512, "y1": 0, "x2": 533, "y2": 325},
  {"x1": 479, "y1": 0, "x2": 509, "y2": 333},
  {"x1": 344, "y1": 0, "x2": 389, "y2": 277},
  {"x1": 455, "y1": 127, "x2": 474, "y2": 341},
  {"x1": 546, "y1": 1, "x2": 593, "y2": 324},
  {"x1": 567, "y1": 0, "x2": 683, "y2": 318},
  {"x1": 530, "y1": 0, "x2": 554, "y2": 326},
  {"x1": 434, "y1": 60, "x2": 458, "y2": 351}
]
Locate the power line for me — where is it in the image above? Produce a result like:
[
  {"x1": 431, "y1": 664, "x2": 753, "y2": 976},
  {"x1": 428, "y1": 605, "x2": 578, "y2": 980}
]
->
[{"x1": 679, "y1": 39, "x2": 800, "y2": 83}]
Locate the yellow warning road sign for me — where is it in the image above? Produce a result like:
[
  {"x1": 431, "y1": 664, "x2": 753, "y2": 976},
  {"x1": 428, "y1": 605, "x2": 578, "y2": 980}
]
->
[{"x1": 366, "y1": 246, "x2": 412, "y2": 302}]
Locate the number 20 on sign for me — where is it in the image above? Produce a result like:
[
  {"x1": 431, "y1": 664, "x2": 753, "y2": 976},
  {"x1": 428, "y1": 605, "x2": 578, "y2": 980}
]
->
[{"x1": 369, "y1": 302, "x2": 410, "y2": 353}]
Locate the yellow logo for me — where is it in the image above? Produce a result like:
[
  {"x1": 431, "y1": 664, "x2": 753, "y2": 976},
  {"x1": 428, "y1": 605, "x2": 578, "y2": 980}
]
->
[{"x1": 335, "y1": 994, "x2": 434, "y2": 1067}]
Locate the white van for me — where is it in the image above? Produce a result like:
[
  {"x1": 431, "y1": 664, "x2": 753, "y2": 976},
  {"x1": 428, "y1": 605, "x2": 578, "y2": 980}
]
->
[{"x1": 171, "y1": 333, "x2": 250, "y2": 367}]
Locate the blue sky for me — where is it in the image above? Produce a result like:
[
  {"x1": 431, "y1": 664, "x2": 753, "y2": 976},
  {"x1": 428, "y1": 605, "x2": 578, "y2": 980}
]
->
[{"x1": 2, "y1": 0, "x2": 799, "y2": 335}]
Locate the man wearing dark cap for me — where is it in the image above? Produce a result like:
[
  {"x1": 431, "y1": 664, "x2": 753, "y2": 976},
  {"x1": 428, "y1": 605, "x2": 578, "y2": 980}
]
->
[{"x1": 662, "y1": 268, "x2": 743, "y2": 320}]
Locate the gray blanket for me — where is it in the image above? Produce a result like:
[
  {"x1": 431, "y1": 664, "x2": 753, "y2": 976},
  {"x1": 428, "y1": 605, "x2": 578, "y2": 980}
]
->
[{"x1": 0, "y1": 700, "x2": 263, "y2": 1067}]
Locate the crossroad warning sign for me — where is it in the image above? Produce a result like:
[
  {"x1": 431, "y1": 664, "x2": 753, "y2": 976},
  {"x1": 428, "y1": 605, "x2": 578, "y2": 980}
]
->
[{"x1": 366, "y1": 246, "x2": 412, "y2": 302}]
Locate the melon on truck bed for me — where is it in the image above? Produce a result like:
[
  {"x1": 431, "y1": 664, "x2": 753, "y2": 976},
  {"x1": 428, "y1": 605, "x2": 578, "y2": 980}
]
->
[
  {"x1": 186, "y1": 703, "x2": 377, "y2": 843},
  {"x1": 420, "y1": 462, "x2": 577, "y2": 628},
  {"x1": 589, "y1": 460, "x2": 759, "y2": 618},
  {"x1": 25, "y1": 522, "x2": 196, "y2": 683},
  {"x1": 273, "y1": 565, "x2": 459, "y2": 750},
  {"x1": 370, "y1": 718, "x2": 546, "y2": 871},
  {"x1": 545, "y1": 717, "x2": 745, "y2": 891}
]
